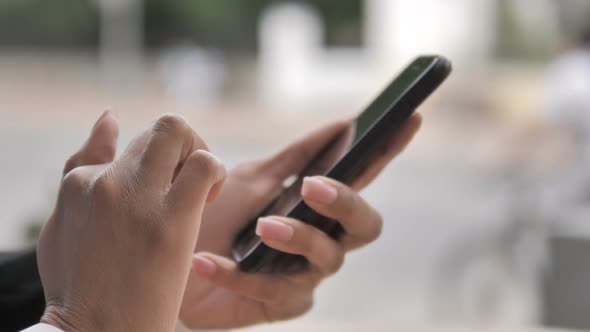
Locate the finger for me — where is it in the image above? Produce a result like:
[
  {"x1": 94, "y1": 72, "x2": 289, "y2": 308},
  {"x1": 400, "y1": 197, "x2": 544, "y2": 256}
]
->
[
  {"x1": 63, "y1": 110, "x2": 119, "y2": 176},
  {"x1": 191, "y1": 253, "x2": 298, "y2": 303},
  {"x1": 301, "y1": 176, "x2": 383, "y2": 250},
  {"x1": 258, "y1": 120, "x2": 350, "y2": 182},
  {"x1": 351, "y1": 113, "x2": 422, "y2": 190},
  {"x1": 123, "y1": 114, "x2": 209, "y2": 190},
  {"x1": 256, "y1": 216, "x2": 345, "y2": 276},
  {"x1": 166, "y1": 150, "x2": 226, "y2": 222}
]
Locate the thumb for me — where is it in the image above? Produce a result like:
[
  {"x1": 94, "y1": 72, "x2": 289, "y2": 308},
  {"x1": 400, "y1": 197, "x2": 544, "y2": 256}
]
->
[
  {"x1": 258, "y1": 120, "x2": 350, "y2": 181},
  {"x1": 63, "y1": 110, "x2": 120, "y2": 175}
]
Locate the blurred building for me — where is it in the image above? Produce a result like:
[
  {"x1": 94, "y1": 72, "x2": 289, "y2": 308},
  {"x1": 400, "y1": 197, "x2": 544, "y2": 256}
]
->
[
  {"x1": 258, "y1": 0, "x2": 498, "y2": 109},
  {"x1": 2, "y1": 1, "x2": 590, "y2": 330}
]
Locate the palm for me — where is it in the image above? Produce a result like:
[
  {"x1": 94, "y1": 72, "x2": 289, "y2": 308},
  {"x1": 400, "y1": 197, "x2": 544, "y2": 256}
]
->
[
  {"x1": 178, "y1": 115, "x2": 420, "y2": 329},
  {"x1": 180, "y1": 162, "x2": 293, "y2": 328}
]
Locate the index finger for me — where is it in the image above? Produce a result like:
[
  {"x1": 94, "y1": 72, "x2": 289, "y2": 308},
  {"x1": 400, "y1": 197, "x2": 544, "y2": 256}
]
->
[
  {"x1": 301, "y1": 176, "x2": 383, "y2": 250},
  {"x1": 119, "y1": 114, "x2": 209, "y2": 190},
  {"x1": 258, "y1": 119, "x2": 351, "y2": 181},
  {"x1": 165, "y1": 149, "x2": 226, "y2": 223}
]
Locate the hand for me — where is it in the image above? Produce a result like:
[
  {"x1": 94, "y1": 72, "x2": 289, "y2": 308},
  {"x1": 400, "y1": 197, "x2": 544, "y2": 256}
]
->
[
  {"x1": 179, "y1": 114, "x2": 422, "y2": 329},
  {"x1": 38, "y1": 112, "x2": 225, "y2": 332}
]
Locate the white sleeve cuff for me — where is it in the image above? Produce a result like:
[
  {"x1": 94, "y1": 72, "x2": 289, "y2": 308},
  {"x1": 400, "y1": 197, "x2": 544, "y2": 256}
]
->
[
  {"x1": 22, "y1": 320, "x2": 226, "y2": 332},
  {"x1": 21, "y1": 323, "x2": 63, "y2": 332},
  {"x1": 175, "y1": 319, "x2": 226, "y2": 332}
]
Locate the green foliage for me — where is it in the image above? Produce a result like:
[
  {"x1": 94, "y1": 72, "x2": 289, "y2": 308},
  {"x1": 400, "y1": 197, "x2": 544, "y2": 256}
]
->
[
  {"x1": 310, "y1": 0, "x2": 362, "y2": 45},
  {"x1": 494, "y1": 0, "x2": 553, "y2": 60},
  {"x1": 0, "y1": 0, "x2": 98, "y2": 47},
  {"x1": 0, "y1": 0, "x2": 361, "y2": 49},
  {"x1": 144, "y1": 0, "x2": 261, "y2": 49},
  {"x1": 144, "y1": 0, "x2": 361, "y2": 49}
]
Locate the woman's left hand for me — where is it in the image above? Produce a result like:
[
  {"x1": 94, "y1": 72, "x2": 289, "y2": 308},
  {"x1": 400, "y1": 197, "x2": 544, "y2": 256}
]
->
[{"x1": 179, "y1": 114, "x2": 422, "y2": 329}]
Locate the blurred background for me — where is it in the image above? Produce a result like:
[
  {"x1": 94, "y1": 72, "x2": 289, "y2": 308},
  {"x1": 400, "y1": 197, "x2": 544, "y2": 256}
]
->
[{"x1": 2, "y1": 0, "x2": 590, "y2": 330}]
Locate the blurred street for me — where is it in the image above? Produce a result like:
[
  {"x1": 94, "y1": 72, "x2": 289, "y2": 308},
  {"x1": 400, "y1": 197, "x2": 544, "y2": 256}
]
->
[
  {"x1": 0, "y1": 54, "x2": 544, "y2": 328},
  {"x1": 3, "y1": 0, "x2": 590, "y2": 330}
]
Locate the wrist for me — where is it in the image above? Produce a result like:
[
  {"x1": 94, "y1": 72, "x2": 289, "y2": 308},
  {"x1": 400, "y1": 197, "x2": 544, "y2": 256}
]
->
[
  {"x1": 41, "y1": 302, "x2": 93, "y2": 332},
  {"x1": 42, "y1": 298, "x2": 178, "y2": 332}
]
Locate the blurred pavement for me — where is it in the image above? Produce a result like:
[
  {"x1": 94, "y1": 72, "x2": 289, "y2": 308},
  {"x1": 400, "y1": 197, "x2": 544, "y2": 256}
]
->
[{"x1": 0, "y1": 54, "x2": 545, "y2": 328}]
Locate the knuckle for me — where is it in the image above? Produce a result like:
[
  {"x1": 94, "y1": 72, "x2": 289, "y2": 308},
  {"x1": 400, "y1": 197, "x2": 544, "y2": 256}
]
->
[
  {"x1": 63, "y1": 154, "x2": 80, "y2": 175},
  {"x1": 367, "y1": 211, "x2": 384, "y2": 241},
  {"x1": 89, "y1": 172, "x2": 117, "y2": 203},
  {"x1": 153, "y1": 113, "x2": 189, "y2": 137},
  {"x1": 186, "y1": 150, "x2": 222, "y2": 179},
  {"x1": 327, "y1": 250, "x2": 345, "y2": 275},
  {"x1": 61, "y1": 168, "x2": 89, "y2": 195}
]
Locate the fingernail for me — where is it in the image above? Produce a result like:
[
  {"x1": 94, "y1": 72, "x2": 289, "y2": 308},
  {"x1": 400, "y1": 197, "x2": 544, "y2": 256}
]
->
[
  {"x1": 256, "y1": 217, "x2": 294, "y2": 242},
  {"x1": 302, "y1": 177, "x2": 338, "y2": 205},
  {"x1": 192, "y1": 255, "x2": 216, "y2": 277}
]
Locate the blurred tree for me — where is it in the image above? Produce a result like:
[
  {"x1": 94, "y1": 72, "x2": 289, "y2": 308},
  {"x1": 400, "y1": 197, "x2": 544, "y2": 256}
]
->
[
  {"x1": 0, "y1": 0, "x2": 99, "y2": 48},
  {"x1": 142, "y1": 0, "x2": 361, "y2": 50},
  {"x1": 0, "y1": 0, "x2": 361, "y2": 51},
  {"x1": 555, "y1": 0, "x2": 590, "y2": 46},
  {"x1": 495, "y1": 0, "x2": 556, "y2": 60}
]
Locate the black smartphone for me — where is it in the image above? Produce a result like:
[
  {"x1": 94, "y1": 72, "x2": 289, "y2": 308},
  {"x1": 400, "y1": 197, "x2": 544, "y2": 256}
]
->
[{"x1": 232, "y1": 55, "x2": 452, "y2": 273}]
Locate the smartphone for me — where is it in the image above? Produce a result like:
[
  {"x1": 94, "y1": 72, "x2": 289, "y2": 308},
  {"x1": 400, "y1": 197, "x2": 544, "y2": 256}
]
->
[{"x1": 232, "y1": 55, "x2": 452, "y2": 273}]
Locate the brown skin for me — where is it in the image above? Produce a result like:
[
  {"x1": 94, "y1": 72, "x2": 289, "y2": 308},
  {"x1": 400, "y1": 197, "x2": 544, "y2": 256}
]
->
[
  {"x1": 179, "y1": 114, "x2": 422, "y2": 329},
  {"x1": 38, "y1": 111, "x2": 421, "y2": 330},
  {"x1": 38, "y1": 112, "x2": 226, "y2": 332}
]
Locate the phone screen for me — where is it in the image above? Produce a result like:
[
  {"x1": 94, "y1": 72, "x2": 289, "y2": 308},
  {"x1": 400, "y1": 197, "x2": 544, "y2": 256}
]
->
[{"x1": 233, "y1": 57, "x2": 441, "y2": 260}]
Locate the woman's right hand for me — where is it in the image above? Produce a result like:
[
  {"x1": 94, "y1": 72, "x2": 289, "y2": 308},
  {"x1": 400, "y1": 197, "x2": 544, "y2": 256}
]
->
[{"x1": 38, "y1": 112, "x2": 225, "y2": 332}]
